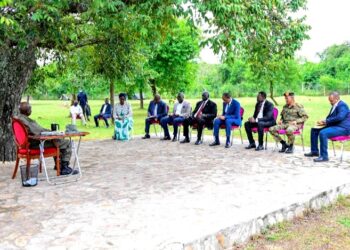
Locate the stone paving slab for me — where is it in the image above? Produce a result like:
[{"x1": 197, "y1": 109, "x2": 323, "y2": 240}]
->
[{"x1": 1, "y1": 137, "x2": 350, "y2": 250}]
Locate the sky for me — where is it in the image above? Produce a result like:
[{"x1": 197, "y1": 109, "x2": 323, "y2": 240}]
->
[{"x1": 199, "y1": 0, "x2": 350, "y2": 64}]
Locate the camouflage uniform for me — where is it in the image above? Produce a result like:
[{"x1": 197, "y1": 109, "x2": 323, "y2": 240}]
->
[
  {"x1": 17, "y1": 114, "x2": 72, "y2": 162},
  {"x1": 269, "y1": 103, "x2": 308, "y2": 145}
]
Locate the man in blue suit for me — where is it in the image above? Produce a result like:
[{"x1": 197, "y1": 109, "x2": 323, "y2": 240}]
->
[
  {"x1": 305, "y1": 92, "x2": 350, "y2": 162},
  {"x1": 210, "y1": 93, "x2": 242, "y2": 148},
  {"x1": 142, "y1": 94, "x2": 168, "y2": 139},
  {"x1": 94, "y1": 98, "x2": 112, "y2": 128}
]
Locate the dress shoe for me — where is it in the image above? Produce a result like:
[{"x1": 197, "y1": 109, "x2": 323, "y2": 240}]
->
[
  {"x1": 225, "y1": 142, "x2": 231, "y2": 148},
  {"x1": 304, "y1": 152, "x2": 319, "y2": 157},
  {"x1": 209, "y1": 141, "x2": 220, "y2": 146},
  {"x1": 245, "y1": 144, "x2": 256, "y2": 150},
  {"x1": 112, "y1": 135, "x2": 116, "y2": 140},
  {"x1": 142, "y1": 134, "x2": 150, "y2": 139},
  {"x1": 180, "y1": 138, "x2": 190, "y2": 143},
  {"x1": 60, "y1": 161, "x2": 79, "y2": 175},
  {"x1": 195, "y1": 140, "x2": 203, "y2": 145},
  {"x1": 172, "y1": 137, "x2": 177, "y2": 142},
  {"x1": 255, "y1": 145, "x2": 264, "y2": 151},
  {"x1": 314, "y1": 157, "x2": 329, "y2": 162},
  {"x1": 161, "y1": 136, "x2": 171, "y2": 141},
  {"x1": 279, "y1": 141, "x2": 289, "y2": 153},
  {"x1": 285, "y1": 144, "x2": 294, "y2": 154}
]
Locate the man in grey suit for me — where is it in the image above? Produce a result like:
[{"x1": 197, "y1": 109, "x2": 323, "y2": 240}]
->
[{"x1": 160, "y1": 92, "x2": 191, "y2": 141}]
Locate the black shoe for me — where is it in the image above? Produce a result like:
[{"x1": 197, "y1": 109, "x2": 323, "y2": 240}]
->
[
  {"x1": 112, "y1": 135, "x2": 116, "y2": 140},
  {"x1": 195, "y1": 140, "x2": 203, "y2": 145},
  {"x1": 225, "y1": 142, "x2": 231, "y2": 148},
  {"x1": 255, "y1": 145, "x2": 264, "y2": 151},
  {"x1": 161, "y1": 136, "x2": 171, "y2": 141},
  {"x1": 172, "y1": 137, "x2": 177, "y2": 142},
  {"x1": 285, "y1": 144, "x2": 294, "y2": 154},
  {"x1": 314, "y1": 157, "x2": 329, "y2": 162},
  {"x1": 304, "y1": 152, "x2": 319, "y2": 157},
  {"x1": 209, "y1": 141, "x2": 220, "y2": 146},
  {"x1": 60, "y1": 161, "x2": 79, "y2": 175},
  {"x1": 279, "y1": 141, "x2": 289, "y2": 153},
  {"x1": 245, "y1": 144, "x2": 256, "y2": 150},
  {"x1": 180, "y1": 138, "x2": 190, "y2": 143},
  {"x1": 142, "y1": 134, "x2": 150, "y2": 139}
]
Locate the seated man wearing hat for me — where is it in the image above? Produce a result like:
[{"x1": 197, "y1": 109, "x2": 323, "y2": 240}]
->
[
  {"x1": 16, "y1": 102, "x2": 78, "y2": 175},
  {"x1": 269, "y1": 92, "x2": 309, "y2": 154}
]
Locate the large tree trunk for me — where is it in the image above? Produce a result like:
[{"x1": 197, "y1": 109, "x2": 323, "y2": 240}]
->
[
  {"x1": 139, "y1": 88, "x2": 144, "y2": 109},
  {"x1": 149, "y1": 79, "x2": 157, "y2": 96},
  {"x1": 269, "y1": 81, "x2": 279, "y2": 106},
  {"x1": 0, "y1": 45, "x2": 37, "y2": 162},
  {"x1": 109, "y1": 79, "x2": 115, "y2": 123}
]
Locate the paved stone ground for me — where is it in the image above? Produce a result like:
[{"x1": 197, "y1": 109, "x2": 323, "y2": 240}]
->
[{"x1": 1, "y1": 136, "x2": 350, "y2": 250}]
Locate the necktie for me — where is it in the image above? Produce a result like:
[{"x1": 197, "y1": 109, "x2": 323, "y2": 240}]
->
[{"x1": 195, "y1": 101, "x2": 206, "y2": 118}]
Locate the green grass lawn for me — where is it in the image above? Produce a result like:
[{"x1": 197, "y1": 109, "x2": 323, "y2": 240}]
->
[{"x1": 27, "y1": 96, "x2": 350, "y2": 149}]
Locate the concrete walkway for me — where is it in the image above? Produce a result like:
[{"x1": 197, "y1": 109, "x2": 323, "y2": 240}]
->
[{"x1": 1, "y1": 137, "x2": 350, "y2": 250}]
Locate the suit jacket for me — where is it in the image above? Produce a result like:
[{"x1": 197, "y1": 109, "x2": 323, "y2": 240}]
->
[
  {"x1": 192, "y1": 99, "x2": 217, "y2": 120},
  {"x1": 222, "y1": 99, "x2": 242, "y2": 126},
  {"x1": 147, "y1": 100, "x2": 167, "y2": 119},
  {"x1": 326, "y1": 100, "x2": 350, "y2": 130},
  {"x1": 77, "y1": 92, "x2": 88, "y2": 107},
  {"x1": 99, "y1": 103, "x2": 112, "y2": 115},
  {"x1": 173, "y1": 101, "x2": 191, "y2": 118},
  {"x1": 253, "y1": 100, "x2": 275, "y2": 122}
]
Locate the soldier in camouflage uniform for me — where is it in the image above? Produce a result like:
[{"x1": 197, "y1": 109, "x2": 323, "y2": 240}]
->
[
  {"x1": 16, "y1": 102, "x2": 77, "y2": 175},
  {"x1": 269, "y1": 92, "x2": 308, "y2": 153}
]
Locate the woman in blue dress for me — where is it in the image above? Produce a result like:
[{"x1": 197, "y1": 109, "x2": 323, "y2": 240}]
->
[{"x1": 113, "y1": 93, "x2": 133, "y2": 141}]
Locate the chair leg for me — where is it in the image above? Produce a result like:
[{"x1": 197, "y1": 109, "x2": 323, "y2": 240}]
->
[
  {"x1": 265, "y1": 133, "x2": 268, "y2": 150},
  {"x1": 178, "y1": 127, "x2": 181, "y2": 141},
  {"x1": 12, "y1": 156, "x2": 20, "y2": 179},
  {"x1": 153, "y1": 124, "x2": 158, "y2": 137},
  {"x1": 332, "y1": 141, "x2": 336, "y2": 156},
  {"x1": 301, "y1": 132, "x2": 305, "y2": 151},
  {"x1": 239, "y1": 128, "x2": 243, "y2": 144},
  {"x1": 231, "y1": 129, "x2": 234, "y2": 146},
  {"x1": 56, "y1": 152, "x2": 60, "y2": 176},
  {"x1": 340, "y1": 142, "x2": 344, "y2": 163}
]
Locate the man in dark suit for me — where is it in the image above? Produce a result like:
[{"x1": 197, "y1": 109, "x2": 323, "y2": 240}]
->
[
  {"x1": 210, "y1": 92, "x2": 241, "y2": 148},
  {"x1": 142, "y1": 94, "x2": 168, "y2": 139},
  {"x1": 77, "y1": 90, "x2": 89, "y2": 121},
  {"x1": 244, "y1": 91, "x2": 276, "y2": 151},
  {"x1": 305, "y1": 92, "x2": 350, "y2": 162},
  {"x1": 94, "y1": 98, "x2": 112, "y2": 128},
  {"x1": 180, "y1": 91, "x2": 217, "y2": 145}
]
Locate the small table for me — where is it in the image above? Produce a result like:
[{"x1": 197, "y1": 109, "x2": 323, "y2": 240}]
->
[{"x1": 30, "y1": 132, "x2": 89, "y2": 185}]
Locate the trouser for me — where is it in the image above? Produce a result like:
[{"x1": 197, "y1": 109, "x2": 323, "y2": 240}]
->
[
  {"x1": 160, "y1": 116, "x2": 185, "y2": 138},
  {"x1": 94, "y1": 114, "x2": 111, "y2": 127},
  {"x1": 310, "y1": 127, "x2": 349, "y2": 159},
  {"x1": 30, "y1": 139, "x2": 72, "y2": 162},
  {"x1": 245, "y1": 121, "x2": 276, "y2": 146},
  {"x1": 71, "y1": 113, "x2": 86, "y2": 125},
  {"x1": 81, "y1": 104, "x2": 88, "y2": 120},
  {"x1": 269, "y1": 123, "x2": 299, "y2": 145},
  {"x1": 183, "y1": 117, "x2": 212, "y2": 140},
  {"x1": 213, "y1": 118, "x2": 239, "y2": 143}
]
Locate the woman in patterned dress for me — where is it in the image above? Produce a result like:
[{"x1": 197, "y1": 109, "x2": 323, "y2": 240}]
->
[{"x1": 113, "y1": 93, "x2": 133, "y2": 141}]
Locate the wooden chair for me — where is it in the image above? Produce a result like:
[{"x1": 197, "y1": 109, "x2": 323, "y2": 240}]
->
[{"x1": 11, "y1": 117, "x2": 60, "y2": 179}]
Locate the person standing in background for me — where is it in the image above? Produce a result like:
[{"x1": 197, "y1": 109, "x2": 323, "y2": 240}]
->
[{"x1": 77, "y1": 89, "x2": 89, "y2": 121}]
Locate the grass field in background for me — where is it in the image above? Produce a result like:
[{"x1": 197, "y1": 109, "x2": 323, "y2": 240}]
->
[{"x1": 27, "y1": 96, "x2": 350, "y2": 149}]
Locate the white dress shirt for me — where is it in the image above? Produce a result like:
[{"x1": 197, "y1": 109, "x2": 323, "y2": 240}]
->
[
  {"x1": 101, "y1": 104, "x2": 107, "y2": 114},
  {"x1": 225, "y1": 99, "x2": 232, "y2": 114},
  {"x1": 256, "y1": 100, "x2": 266, "y2": 121},
  {"x1": 154, "y1": 104, "x2": 158, "y2": 116},
  {"x1": 330, "y1": 100, "x2": 340, "y2": 115},
  {"x1": 175, "y1": 103, "x2": 183, "y2": 115}
]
